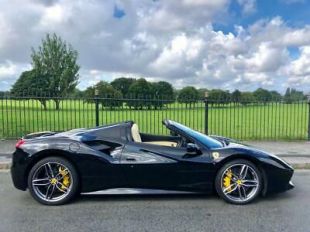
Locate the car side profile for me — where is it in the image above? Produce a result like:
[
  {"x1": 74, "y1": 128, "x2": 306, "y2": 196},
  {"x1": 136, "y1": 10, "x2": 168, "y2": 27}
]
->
[{"x1": 11, "y1": 120, "x2": 294, "y2": 205}]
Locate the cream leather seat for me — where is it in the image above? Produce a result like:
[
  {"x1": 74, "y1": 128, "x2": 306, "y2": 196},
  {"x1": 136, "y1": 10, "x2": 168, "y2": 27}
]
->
[
  {"x1": 131, "y1": 123, "x2": 142, "y2": 142},
  {"x1": 131, "y1": 123, "x2": 177, "y2": 147}
]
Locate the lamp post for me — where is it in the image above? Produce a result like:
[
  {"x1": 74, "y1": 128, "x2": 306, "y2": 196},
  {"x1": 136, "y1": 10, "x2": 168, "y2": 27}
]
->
[
  {"x1": 95, "y1": 88, "x2": 99, "y2": 127},
  {"x1": 204, "y1": 91, "x2": 209, "y2": 135}
]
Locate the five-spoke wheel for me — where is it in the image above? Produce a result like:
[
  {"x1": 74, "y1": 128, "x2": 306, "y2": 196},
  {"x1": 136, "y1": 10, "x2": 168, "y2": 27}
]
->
[
  {"x1": 215, "y1": 159, "x2": 262, "y2": 204},
  {"x1": 28, "y1": 157, "x2": 79, "y2": 205}
]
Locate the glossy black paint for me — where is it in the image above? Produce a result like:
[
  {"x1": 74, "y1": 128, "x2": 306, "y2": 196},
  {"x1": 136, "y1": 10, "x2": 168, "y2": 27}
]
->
[{"x1": 11, "y1": 120, "x2": 294, "y2": 195}]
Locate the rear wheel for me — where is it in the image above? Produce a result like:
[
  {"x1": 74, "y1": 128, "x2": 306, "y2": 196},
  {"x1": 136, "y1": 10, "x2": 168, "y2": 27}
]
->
[
  {"x1": 28, "y1": 157, "x2": 79, "y2": 205},
  {"x1": 215, "y1": 159, "x2": 262, "y2": 205}
]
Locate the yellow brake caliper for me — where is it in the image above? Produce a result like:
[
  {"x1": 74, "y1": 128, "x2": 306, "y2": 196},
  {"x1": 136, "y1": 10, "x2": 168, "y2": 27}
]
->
[
  {"x1": 223, "y1": 169, "x2": 232, "y2": 191},
  {"x1": 58, "y1": 167, "x2": 70, "y2": 190}
]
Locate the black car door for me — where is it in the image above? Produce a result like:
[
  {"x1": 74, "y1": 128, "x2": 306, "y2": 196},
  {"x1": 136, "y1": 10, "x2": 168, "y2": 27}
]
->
[{"x1": 119, "y1": 141, "x2": 213, "y2": 191}]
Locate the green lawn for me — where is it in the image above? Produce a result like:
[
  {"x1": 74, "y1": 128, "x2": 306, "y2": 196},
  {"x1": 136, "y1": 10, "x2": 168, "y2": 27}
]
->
[{"x1": 0, "y1": 99, "x2": 308, "y2": 140}]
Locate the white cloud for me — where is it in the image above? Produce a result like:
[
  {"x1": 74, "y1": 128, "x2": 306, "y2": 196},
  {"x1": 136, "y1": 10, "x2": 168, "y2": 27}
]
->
[
  {"x1": 182, "y1": 0, "x2": 228, "y2": 7},
  {"x1": 40, "y1": 4, "x2": 69, "y2": 27},
  {"x1": 240, "y1": 42, "x2": 289, "y2": 73},
  {"x1": 237, "y1": 0, "x2": 256, "y2": 14},
  {"x1": 285, "y1": 46, "x2": 310, "y2": 87},
  {"x1": 150, "y1": 33, "x2": 204, "y2": 74},
  {"x1": 0, "y1": 61, "x2": 17, "y2": 79},
  {"x1": 0, "y1": 1, "x2": 310, "y2": 93}
]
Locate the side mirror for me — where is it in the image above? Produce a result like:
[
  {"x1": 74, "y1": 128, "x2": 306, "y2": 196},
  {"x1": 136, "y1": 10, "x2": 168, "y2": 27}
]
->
[{"x1": 186, "y1": 143, "x2": 201, "y2": 155}]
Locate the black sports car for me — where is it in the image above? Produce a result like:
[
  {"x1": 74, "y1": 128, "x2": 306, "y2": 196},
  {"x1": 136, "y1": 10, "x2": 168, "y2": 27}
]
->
[{"x1": 11, "y1": 120, "x2": 294, "y2": 205}]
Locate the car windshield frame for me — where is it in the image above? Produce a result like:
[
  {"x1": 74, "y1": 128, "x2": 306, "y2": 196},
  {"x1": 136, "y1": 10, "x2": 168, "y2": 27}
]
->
[{"x1": 167, "y1": 121, "x2": 223, "y2": 149}]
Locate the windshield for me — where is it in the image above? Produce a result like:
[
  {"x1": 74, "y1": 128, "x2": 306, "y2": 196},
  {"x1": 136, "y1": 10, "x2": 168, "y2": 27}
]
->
[{"x1": 169, "y1": 121, "x2": 223, "y2": 149}]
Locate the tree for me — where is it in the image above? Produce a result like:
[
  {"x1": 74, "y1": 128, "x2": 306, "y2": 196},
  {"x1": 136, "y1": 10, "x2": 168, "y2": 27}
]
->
[
  {"x1": 11, "y1": 70, "x2": 50, "y2": 109},
  {"x1": 150, "y1": 81, "x2": 175, "y2": 109},
  {"x1": 270, "y1": 90, "x2": 282, "y2": 102},
  {"x1": 178, "y1": 86, "x2": 200, "y2": 108},
  {"x1": 68, "y1": 88, "x2": 85, "y2": 98},
  {"x1": 84, "y1": 81, "x2": 122, "y2": 109},
  {"x1": 283, "y1": 88, "x2": 305, "y2": 103},
  {"x1": 0, "y1": 91, "x2": 9, "y2": 97},
  {"x1": 240, "y1": 92, "x2": 255, "y2": 105},
  {"x1": 231, "y1": 89, "x2": 241, "y2": 102},
  {"x1": 208, "y1": 89, "x2": 231, "y2": 103},
  {"x1": 290, "y1": 88, "x2": 305, "y2": 102},
  {"x1": 253, "y1": 88, "x2": 272, "y2": 103},
  {"x1": 111, "y1": 77, "x2": 136, "y2": 97},
  {"x1": 127, "y1": 78, "x2": 152, "y2": 109},
  {"x1": 283, "y1": 88, "x2": 292, "y2": 104},
  {"x1": 31, "y1": 33, "x2": 80, "y2": 110},
  {"x1": 198, "y1": 88, "x2": 209, "y2": 99}
]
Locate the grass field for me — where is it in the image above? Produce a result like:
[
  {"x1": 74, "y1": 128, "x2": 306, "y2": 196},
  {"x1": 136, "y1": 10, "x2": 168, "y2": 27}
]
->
[{"x1": 0, "y1": 98, "x2": 309, "y2": 140}]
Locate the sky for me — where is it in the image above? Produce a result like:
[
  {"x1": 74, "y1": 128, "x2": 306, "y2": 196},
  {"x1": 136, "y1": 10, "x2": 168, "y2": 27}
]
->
[{"x1": 0, "y1": 0, "x2": 310, "y2": 93}]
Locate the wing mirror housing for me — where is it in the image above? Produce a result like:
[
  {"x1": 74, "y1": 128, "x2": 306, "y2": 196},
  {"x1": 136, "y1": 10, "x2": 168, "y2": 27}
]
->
[{"x1": 185, "y1": 143, "x2": 201, "y2": 156}]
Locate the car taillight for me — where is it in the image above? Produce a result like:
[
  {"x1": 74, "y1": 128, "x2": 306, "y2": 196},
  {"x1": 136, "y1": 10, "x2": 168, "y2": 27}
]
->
[{"x1": 15, "y1": 139, "x2": 25, "y2": 148}]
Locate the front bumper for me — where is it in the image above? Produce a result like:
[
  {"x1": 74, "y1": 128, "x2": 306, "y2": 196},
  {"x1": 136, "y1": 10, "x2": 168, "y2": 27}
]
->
[
  {"x1": 287, "y1": 180, "x2": 294, "y2": 190},
  {"x1": 263, "y1": 163, "x2": 294, "y2": 194}
]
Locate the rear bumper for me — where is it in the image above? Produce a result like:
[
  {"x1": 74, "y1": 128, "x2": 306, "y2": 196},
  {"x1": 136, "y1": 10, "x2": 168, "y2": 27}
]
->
[{"x1": 11, "y1": 149, "x2": 30, "y2": 191}]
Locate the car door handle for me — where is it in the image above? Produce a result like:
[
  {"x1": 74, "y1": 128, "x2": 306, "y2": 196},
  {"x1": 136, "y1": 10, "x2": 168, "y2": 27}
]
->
[{"x1": 126, "y1": 157, "x2": 136, "y2": 161}]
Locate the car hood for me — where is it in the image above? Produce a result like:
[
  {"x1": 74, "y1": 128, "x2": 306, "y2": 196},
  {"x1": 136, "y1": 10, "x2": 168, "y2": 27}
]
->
[{"x1": 212, "y1": 141, "x2": 293, "y2": 169}]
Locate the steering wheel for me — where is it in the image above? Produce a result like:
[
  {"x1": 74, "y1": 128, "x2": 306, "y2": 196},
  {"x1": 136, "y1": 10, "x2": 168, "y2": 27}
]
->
[{"x1": 176, "y1": 136, "x2": 187, "y2": 147}]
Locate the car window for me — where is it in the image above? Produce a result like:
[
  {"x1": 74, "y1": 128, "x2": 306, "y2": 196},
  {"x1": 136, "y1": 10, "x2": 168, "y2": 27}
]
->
[{"x1": 170, "y1": 122, "x2": 223, "y2": 149}]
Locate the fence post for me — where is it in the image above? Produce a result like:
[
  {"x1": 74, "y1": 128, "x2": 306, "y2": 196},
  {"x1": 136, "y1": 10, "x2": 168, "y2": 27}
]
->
[
  {"x1": 204, "y1": 91, "x2": 209, "y2": 135},
  {"x1": 95, "y1": 88, "x2": 99, "y2": 127},
  {"x1": 308, "y1": 95, "x2": 310, "y2": 140}
]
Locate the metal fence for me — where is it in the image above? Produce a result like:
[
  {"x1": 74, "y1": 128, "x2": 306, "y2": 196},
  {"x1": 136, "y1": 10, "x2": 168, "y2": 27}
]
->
[{"x1": 0, "y1": 94, "x2": 309, "y2": 140}]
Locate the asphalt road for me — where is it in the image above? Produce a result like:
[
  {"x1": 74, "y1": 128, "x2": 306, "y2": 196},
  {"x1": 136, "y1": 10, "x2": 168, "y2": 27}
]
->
[{"x1": 0, "y1": 171, "x2": 309, "y2": 232}]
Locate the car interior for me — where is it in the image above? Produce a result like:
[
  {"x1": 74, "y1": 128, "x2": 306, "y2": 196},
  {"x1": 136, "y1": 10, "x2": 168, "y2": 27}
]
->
[{"x1": 130, "y1": 123, "x2": 190, "y2": 147}]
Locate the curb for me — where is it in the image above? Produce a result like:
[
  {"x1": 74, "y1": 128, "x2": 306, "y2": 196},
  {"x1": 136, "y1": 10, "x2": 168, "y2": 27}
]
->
[
  {"x1": 291, "y1": 163, "x2": 310, "y2": 169},
  {"x1": 0, "y1": 162, "x2": 11, "y2": 170}
]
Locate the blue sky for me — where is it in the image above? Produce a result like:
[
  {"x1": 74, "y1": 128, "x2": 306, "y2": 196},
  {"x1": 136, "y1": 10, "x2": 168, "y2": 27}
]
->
[
  {"x1": 0, "y1": 0, "x2": 310, "y2": 93},
  {"x1": 214, "y1": 0, "x2": 308, "y2": 31}
]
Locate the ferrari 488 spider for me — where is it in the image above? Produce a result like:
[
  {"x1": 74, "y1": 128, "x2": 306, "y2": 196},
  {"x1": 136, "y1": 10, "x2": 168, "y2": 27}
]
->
[{"x1": 11, "y1": 120, "x2": 294, "y2": 205}]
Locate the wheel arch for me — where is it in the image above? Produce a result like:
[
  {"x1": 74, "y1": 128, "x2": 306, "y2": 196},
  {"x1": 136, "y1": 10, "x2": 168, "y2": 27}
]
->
[
  {"x1": 25, "y1": 149, "x2": 82, "y2": 190},
  {"x1": 214, "y1": 154, "x2": 268, "y2": 196}
]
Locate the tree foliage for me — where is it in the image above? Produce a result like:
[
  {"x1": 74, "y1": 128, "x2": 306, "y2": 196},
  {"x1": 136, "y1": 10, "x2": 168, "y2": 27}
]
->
[
  {"x1": 31, "y1": 33, "x2": 80, "y2": 110},
  {"x1": 198, "y1": 88, "x2": 209, "y2": 99},
  {"x1": 84, "y1": 81, "x2": 122, "y2": 109},
  {"x1": 270, "y1": 90, "x2": 282, "y2": 101},
  {"x1": 284, "y1": 88, "x2": 305, "y2": 103},
  {"x1": 127, "y1": 78, "x2": 152, "y2": 109},
  {"x1": 240, "y1": 92, "x2": 255, "y2": 105},
  {"x1": 231, "y1": 89, "x2": 241, "y2": 102},
  {"x1": 178, "y1": 86, "x2": 200, "y2": 108},
  {"x1": 11, "y1": 70, "x2": 50, "y2": 109},
  {"x1": 253, "y1": 88, "x2": 272, "y2": 103},
  {"x1": 150, "y1": 81, "x2": 174, "y2": 109},
  {"x1": 111, "y1": 77, "x2": 136, "y2": 97},
  {"x1": 208, "y1": 89, "x2": 231, "y2": 103}
]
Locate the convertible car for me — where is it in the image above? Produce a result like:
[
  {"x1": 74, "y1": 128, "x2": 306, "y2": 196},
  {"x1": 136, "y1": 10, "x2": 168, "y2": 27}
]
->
[{"x1": 11, "y1": 120, "x2": 294, "y2": 205}]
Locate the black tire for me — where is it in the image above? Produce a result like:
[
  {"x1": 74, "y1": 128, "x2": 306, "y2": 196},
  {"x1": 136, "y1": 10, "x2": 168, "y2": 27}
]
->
[
  {"x1": 215, "y1": 159, "x2": 262, "y2": 205},
  {"x1": 27, "y1": 157, "x2": 79, "y2": 205}
]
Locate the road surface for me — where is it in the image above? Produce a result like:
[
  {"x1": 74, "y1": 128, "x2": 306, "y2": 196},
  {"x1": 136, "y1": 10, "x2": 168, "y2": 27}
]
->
[{"x1": 0, "y1": 170, "x2": 309, "y2": 232}]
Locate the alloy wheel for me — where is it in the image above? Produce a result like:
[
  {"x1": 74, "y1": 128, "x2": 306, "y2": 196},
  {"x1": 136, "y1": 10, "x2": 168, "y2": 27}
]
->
[
  {"x1": 220, "y1": 163, "x2": 260, "y2": 203},
  {"x1": 31, "y1": 162, "x2": 73, "y2": 203}
]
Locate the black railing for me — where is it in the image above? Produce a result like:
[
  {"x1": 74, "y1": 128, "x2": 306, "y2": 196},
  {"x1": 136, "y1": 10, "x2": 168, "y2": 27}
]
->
[{"x1": 0, "y1": 94, "x2": 309, "y2": 140}]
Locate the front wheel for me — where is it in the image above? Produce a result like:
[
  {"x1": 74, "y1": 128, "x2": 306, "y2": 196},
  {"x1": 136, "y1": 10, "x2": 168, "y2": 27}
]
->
[
  {"x1": 215, "y1": 159, "x2": 262, "y2": 205},
  {"x1": 28, "y1": 157, "x2": 79, "y2": 205}
]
